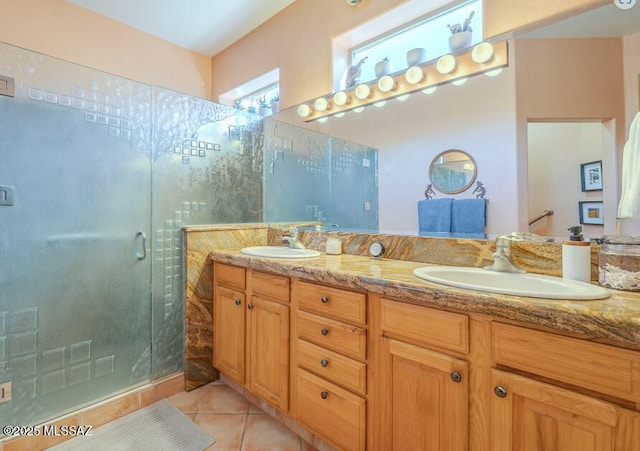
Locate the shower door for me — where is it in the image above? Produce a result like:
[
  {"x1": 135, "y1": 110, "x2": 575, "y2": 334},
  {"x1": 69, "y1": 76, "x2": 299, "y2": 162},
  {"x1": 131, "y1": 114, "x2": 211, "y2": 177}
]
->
[{"x1": 0, "y1": 44, "x2": 152, "y2": 426}]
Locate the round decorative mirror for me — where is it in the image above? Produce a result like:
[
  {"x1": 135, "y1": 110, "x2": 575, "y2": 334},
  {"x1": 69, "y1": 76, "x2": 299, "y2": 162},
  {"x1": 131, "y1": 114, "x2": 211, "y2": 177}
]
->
[{"x1": 429, "y1": 149, "x2": 477, "y2": 194}]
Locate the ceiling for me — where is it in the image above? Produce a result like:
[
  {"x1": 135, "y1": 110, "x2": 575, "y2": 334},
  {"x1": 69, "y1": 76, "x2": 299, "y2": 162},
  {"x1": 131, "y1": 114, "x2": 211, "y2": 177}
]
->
[
  {"x1": 66, "y1": 1, "x2": 640, "y2": 58},
  {"x1": 67, "y1": 0, "x2": 297, "y2": 57}
]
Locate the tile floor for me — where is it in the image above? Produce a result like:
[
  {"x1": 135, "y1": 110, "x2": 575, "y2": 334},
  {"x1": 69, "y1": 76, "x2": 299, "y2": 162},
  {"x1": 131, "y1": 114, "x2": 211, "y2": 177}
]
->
[{"x1": 167, "y1": 380, "x2": 313, "y2": 451}]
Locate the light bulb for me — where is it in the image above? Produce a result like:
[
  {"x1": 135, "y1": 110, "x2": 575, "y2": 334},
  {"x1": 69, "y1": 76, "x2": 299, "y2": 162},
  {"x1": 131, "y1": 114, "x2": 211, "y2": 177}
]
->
[
  {"x1": 317, "y1": 117, "x2": 328, "y2": 123},
  {"x1": 377, "y1": 75, "x2": 395, "y2": 92},
  {"x1": 472, "y1": 42, "x2": 494, "y2": 64},
  {"x1": 422, "y1": 86, "x2": 438, "y2": 95},
  {"x1": 297, "y1": 104, "x2": 312, "y2": 118},
  {"x1": 333, "y1": 91, "x2": 349, "y2": 106},
  {"x1": 405, "y1": 66, "x2": 424, "y2": 84},
  {"x1": 334, "y1": 112, "x2": 345, "y2": 118},
  {"x1": 436, "y1": 54, "x2": 456, "y2": 74},
  {"x1": 353, "y1": 106, "x2": 365, "y2": 113},
  {"x1": 452, "y1": 77, "x2": 468, "y2": 86},
  {"x1": 485, "y1": 68, "x2": 503, "y2": 77},
  {"x1": 354, "y1": 84, "x2": 371, "y2": 100},
  {"x1": 314, "y1": 97, "x2": 329, "y2": 112},
  {"x1": 396, "y1": 94, "x2": 410, "y2": 101},
  {"x1": 374, "y1": 100, "x2": 386, "y2": 108}
]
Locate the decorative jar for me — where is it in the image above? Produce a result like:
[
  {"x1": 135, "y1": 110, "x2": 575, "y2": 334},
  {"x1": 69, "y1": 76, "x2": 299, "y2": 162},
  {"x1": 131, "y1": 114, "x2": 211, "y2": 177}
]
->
[
  {"x1": 598, "y1": 235, "x2": 640, "y2": 291},
  {"x1": 448, "y1": 31, "x2": 472, "y2": 52}
]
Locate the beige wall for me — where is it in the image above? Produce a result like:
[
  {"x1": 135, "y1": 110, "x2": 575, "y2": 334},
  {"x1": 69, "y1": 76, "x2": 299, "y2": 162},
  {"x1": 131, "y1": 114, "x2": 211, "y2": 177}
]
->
[
  {"x1": 515, "y1": 38, "x2": 625, "y2": 235},
  {"x1": 0, "y1": 0, "x2": 211, "y2": 98},
  {"x1": 483, "y1": 0, "x2": 607, "y2": 39},
  {"x1": 210, "y1": 0, "x2": 410, "y2": 109}
]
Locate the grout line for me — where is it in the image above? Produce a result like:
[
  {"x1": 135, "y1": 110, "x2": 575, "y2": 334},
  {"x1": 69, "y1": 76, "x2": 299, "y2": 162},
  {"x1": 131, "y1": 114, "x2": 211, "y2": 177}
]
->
[{"x1": 238, "y1": 412, "x2": 250, "y2": 451}]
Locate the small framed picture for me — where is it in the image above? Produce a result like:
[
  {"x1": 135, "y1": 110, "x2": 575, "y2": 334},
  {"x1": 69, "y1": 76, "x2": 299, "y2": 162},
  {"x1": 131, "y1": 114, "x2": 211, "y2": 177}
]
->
[
  {"x1": 580, "y1": 160, "x2": 603, "y2": 191},
  {"x1": 578, "y1": 201, "x2": 604, "y2": 225}
]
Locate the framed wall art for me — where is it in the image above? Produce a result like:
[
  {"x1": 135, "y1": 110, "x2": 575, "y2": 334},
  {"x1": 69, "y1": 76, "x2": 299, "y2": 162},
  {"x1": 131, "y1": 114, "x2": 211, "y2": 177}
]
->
[
  {"x1": 580, "y1": 160, "x2": 603, "y2": 191},
  {"x1": 578, "y1": 201, "x2": 604, "y2": 225}
]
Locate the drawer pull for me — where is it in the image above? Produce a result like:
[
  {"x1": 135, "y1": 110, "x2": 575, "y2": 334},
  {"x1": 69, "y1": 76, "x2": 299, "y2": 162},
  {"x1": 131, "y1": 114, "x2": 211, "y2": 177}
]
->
[
  {"x1": 450, "y1": 371, "x2": 462, "y2": 383},
  {"x1": 321, "y1": 328, "x2": 329, "y2": 336},
  {"x1": 320, "y1": 359, "x2": 329, "y2": 367},
  {"x1": 320, "y1": 391, "x2": 329, "y2": 399},
  {"x1": 321, "y1": 295, "x2": 330, "y2": 303},
  {"x1": 494, "y1": 385, "x2": 508, "y2": 398},
  {"x1": 247, "y1": 303, "x2": 254, "y2": 310},
  {"x1": 234, "y1": 299, "x2": 241, "y2": 306}
]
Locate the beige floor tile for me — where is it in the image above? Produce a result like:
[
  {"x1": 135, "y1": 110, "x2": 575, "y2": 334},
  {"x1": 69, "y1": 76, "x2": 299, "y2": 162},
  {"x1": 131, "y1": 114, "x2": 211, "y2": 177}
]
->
[
  {"x1": 241, "y1": 414, "x2": 301, "y2": 451},
  {"x1": 247, "y1": 404, "x2": 266, "y2": 414},
  {"x1": 198, "y1": 384, "x2": 249, "y2": 414},
  {"x1": 167, "y1": 388, "x2": 201, "y2": 414},
  {"x1": 194, "y1": 413, "x2": 246, "y2": 450}
]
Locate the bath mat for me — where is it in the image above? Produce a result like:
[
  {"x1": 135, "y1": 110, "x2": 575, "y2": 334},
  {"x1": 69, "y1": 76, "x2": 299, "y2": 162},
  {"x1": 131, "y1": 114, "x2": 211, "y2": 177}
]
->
[{"x1": 50, "y1": 399, "x2": 214, "y2": 451}]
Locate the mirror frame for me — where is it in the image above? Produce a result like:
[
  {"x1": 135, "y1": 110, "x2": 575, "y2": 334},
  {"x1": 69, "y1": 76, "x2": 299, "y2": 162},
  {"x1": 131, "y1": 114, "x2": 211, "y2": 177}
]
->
[{"x1": 428, "y1": 149, "x2": 478, "y2": 195}]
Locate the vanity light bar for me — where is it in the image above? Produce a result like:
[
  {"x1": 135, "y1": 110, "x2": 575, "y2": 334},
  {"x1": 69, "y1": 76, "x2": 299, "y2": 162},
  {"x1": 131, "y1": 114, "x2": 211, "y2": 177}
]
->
[{"x1": 299, "y1": 40, "x2": 508, "y2": 122}]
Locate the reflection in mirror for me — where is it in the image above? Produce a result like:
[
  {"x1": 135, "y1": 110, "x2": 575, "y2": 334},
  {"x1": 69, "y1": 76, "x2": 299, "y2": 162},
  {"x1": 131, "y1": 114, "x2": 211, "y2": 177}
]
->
[
  {"x1": 429, "y1": 149, "x2": 477, "y2": 194},
  {"x1": 270, "y1": 2, "x2": 638, "y2": 239}
]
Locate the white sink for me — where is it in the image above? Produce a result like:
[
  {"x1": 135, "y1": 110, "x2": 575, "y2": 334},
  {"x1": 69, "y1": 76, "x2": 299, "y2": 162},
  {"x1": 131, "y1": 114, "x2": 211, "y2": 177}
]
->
[
  {"x1": 413, "y1": 266, "x2": 610, "y2": 300},
  {"x1": 240, "y1": 246, "x2": 321, "y2": 259}
]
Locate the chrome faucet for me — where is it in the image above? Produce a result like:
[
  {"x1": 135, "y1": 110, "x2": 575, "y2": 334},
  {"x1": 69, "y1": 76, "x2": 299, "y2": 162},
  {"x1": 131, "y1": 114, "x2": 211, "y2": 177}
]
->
[
  {"x1": 281, "y1": 226, "x2": 306, "y2": 249},
  {"x1": 484, "y1": 235, "x2": 526, "y2": 273}
]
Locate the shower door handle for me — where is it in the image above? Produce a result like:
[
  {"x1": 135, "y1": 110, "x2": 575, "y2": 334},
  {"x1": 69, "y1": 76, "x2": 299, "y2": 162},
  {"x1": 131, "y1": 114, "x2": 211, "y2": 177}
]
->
[{"x1": 135, "y1": 231, "x2": 147, "y2": 260}]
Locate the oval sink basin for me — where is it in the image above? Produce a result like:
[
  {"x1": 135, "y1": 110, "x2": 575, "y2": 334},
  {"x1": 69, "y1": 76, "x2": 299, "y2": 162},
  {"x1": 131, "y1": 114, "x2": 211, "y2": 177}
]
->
[
  {"x1": 413, "y1": 266, "x2": 610, "y2": 300},
  {"x1": 241, "y1": 246, "x2": 321, "y2": 259}
]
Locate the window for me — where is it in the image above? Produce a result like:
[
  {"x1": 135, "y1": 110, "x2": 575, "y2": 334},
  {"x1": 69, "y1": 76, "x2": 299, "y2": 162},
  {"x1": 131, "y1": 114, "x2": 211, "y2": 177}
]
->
[
  {"x1": 235, "y1": 83, "x2": 279, "y2": 114},
  {"x1": 218, "y1": 68, "x2": 280, "y2": 116},
  {"x1": 350, "y1": 0, "x2": 482, "y2": 85}
]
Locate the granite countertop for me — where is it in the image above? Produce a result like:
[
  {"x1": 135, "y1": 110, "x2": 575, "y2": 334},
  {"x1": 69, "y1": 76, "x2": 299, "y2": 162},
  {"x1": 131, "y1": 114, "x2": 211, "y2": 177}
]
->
[{"x1": 209, "y1": 250, "x2": 640, "y2": 351}]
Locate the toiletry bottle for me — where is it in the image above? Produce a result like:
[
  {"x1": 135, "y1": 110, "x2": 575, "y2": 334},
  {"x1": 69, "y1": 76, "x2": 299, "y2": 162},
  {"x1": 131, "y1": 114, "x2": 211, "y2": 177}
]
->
[{"x1": 562, "y1": 225, "x2": 591, "y2": 282}]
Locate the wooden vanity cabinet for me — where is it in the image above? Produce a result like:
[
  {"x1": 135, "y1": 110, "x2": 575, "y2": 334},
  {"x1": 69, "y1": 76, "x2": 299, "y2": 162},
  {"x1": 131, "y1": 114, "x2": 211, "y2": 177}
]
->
[
  {"x1": 292, "y1": 280, "x2": 368, "y2": 451},
  {"x1": 213, "y1": 262, "x2": 290, "y2": 412},
  {"x1": 490, "y1": 322, "x2": 640, "y2": 451},
  {"x1": 376, "y1": 297, "x2": 470, "y2": 451}
]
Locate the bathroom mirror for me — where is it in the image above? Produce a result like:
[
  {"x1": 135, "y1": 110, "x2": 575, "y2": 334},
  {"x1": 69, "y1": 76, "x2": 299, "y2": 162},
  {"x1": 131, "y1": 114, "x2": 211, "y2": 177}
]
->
[
  {"x1": 269, "y1": 1, "x2": 638, "y2": 237},
  {"x1": 428, "y1": 149, "x2": 477, "y2": 194}
]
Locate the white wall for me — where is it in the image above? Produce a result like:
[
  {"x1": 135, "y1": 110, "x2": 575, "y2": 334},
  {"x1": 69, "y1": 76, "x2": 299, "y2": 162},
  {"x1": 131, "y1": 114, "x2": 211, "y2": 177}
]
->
[
  {"x1": 528, "y1": 123, "x2": 608, "y2": 240},
  {"x1": 279, "y1": 56, "x2": 518, "y2": 235}
]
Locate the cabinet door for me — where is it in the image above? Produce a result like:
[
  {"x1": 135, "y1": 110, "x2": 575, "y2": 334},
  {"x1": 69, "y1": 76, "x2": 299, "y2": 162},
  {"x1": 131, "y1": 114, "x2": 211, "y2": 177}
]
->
[
  {"x1": 213, "y1": 285, "x2": 246, "y2": 384},
  {"x1": 382, "y1": 338, "x2": 468, "y2": 451},
  {"x1": 490, "y1": 369, "x2": 640, "y2": 451},
  {"x1": 247, "y1": 296, "x2": 289, "y2": 411}
]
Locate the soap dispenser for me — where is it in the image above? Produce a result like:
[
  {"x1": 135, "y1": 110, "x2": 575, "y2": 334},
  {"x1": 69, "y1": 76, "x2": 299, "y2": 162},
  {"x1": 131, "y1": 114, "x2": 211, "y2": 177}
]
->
[{"x1": 562, "y1": 225, "x2": 591, "y2": 282}]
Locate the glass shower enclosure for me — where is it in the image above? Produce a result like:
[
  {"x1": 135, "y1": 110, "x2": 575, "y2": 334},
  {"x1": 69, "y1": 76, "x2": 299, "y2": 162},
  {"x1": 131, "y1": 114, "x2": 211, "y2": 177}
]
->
[{"x1": 0, "y1": 42, "x2": 262, "y2": 428}]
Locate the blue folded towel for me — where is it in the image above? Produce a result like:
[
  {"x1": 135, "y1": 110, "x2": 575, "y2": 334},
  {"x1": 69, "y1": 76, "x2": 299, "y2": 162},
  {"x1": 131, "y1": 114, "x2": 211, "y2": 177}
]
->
[
  {"x1": 451, "y1": 199, "x2": 486, "y2": 234},
  {"x1": 417, "y1": 198, "x2": 453, "y2": 233}
]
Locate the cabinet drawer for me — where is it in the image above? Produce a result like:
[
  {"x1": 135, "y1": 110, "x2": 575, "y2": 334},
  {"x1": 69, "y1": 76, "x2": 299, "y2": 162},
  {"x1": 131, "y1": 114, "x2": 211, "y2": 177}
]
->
[
  {"x1": 297, "y1": 281, "x2": 366, "y2": 326},
  {"x1": 492, "y1": 322, "x2": 640, "y2": 403},
  {"x1": 250, "y1": 270, "x2": 289, "y2": 303},
  {"x1": 297, "y1": 339, "x2": 366, "y2": 395},
  {"x1": 297, "y1": 310, "x2": 366, "y2": 361},
  {"x1": 214, "y1": 262, "x2": 245, "y2": 290},
  {"x1": 296, "y1": 368, "x2": 366, "y2": 451},
  {"x1": 380, "y1": 298, "x2": 469, "y2": 354}
]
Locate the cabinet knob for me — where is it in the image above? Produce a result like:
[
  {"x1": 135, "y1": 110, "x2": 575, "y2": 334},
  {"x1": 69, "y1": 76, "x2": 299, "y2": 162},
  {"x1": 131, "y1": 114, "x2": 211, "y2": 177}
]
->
[
  {"x1": 320, "y1": 391, "x2": 329, "y2": 400},
  {"x1": 247, "y1": 304, "x2": 254, "y2": 310},
  {"x1": 450, "y1": 371, "x2": 462, "y2": 383},
  {"x1": 234, "y1": 299, "x2": 241, "y2": 306},
  {"x1": 321, "y1": 295, "x2": 330, "y2": 303},
  {"x1": 494, "y1": 385, "x2": 508, "y2": 398},
  {"x1": 321, "y1": 328, "x2": 329, "y2": 336},
  {"x1": 321, "y1": 359, "x2": 329, "y2": 367}
]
